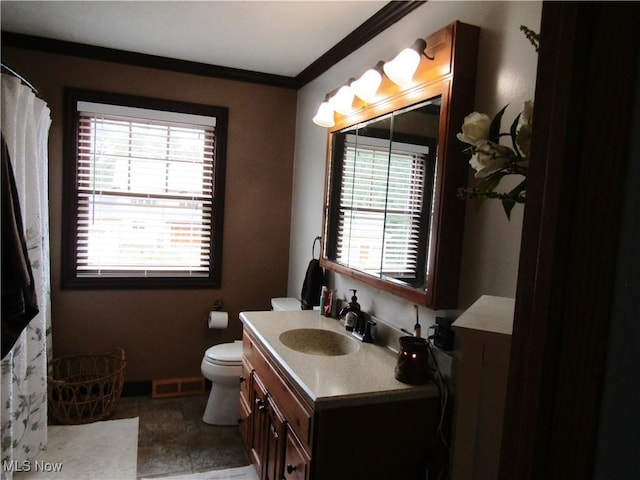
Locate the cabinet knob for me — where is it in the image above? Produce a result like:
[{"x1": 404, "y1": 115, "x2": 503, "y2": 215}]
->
[
  {"x1": 286, "y1": 464, "x2": 297, "y2": 474},
  {"x1": 255, "y1": 398, "x2": 267, "y2": 412},
  {"x1": 239, "y1": 376, "x2": 246, "y2": 383}
]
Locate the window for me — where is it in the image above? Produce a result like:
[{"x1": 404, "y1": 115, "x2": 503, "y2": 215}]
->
[{"x1": 62, "y1": 89, "x2": 228, "y2": 288}]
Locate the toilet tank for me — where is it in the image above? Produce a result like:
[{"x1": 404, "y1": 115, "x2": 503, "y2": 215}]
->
[{"x1": 271, "y1": 297, "x2": 302, "y2": 311}]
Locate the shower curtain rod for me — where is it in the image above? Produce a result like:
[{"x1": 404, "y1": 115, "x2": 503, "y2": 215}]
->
[{"x1": 1, "y1": 62, "x2": 43, "y2": 99}]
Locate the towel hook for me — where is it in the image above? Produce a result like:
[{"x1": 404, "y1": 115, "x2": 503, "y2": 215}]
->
[{"x1": 312, "y1": 236, "x2": 321, "y2": 260}]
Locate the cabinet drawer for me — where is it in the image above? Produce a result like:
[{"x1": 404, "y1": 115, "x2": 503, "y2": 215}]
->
[
  {"x1": 244, "y1": 331, "x2": 313, "y2": 448},
  {"x1": 283, "y1": 426, "x2": 310, "y2": 480}
]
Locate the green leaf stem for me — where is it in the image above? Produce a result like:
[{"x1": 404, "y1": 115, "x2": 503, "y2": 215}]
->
[{"x1": 489, "y1": 105, "x2": 509, "y2": 143}]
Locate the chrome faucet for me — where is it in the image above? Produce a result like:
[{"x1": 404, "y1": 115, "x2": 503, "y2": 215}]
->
[{"x1": 359, "y1": 319, "x2": 376, "y2": 343}]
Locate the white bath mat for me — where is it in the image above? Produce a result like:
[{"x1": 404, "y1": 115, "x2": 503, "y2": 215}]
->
[
  {"x1": 144, "y1": 465, "x2": 259, "y2": 480},
  {"x1": 16, "y1": 417, "x2": 139, "y2": 480}
]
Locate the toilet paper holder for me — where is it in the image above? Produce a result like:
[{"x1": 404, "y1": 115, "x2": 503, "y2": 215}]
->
[{"x1": 212, "y1": 299, "x2": 224, "y2": 311}]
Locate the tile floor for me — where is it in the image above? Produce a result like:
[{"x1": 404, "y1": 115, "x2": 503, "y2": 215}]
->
[{"x1": 113, "y1": 394, "x2": 250, "y2": 478}]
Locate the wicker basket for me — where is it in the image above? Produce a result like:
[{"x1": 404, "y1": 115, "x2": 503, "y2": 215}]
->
[{"x1": 47, "y1": 348, "x2": 126, "y2": 425}]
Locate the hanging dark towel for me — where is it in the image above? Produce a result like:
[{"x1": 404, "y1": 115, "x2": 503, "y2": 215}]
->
[
  {"x1": 300, "y1": 258, "x2": 324, "y2": 310},
  {"x1": 1, "y1": 134, "x2": 39, "y2": 358}
]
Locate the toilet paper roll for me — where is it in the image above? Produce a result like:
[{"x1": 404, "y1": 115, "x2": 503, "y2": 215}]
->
[{"x1": 208, "y1": 311, "x2": 228, "y2": 329}]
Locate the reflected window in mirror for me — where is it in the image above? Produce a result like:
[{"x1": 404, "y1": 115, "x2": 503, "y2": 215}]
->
[{"x1": 326, "y1": 98, "x2": 440, "y2": 290}]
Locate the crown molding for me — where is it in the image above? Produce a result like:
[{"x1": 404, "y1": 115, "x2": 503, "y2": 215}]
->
[
  {"x1": 1, "y1": 30, "x2": 298, "y2": 89},
  {"x1": 294, "y1": 1, "x2": 426, "y2": 87},
  {"x1": 1, "y1": 1, "x2": 426, "y2": 90}
]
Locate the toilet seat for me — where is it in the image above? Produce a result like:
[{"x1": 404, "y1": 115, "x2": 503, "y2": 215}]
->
[{"x1": 204, "y1": 341, "x2": 242, "y2": 366}]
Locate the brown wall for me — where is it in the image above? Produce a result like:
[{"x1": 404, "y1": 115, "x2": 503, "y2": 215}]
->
[{"x1": 2, "y1": 47, "x2": 297, "y2": 381}]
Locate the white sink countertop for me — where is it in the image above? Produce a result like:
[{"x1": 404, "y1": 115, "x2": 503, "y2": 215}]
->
[{"x1": 240, "y1": 310, "x2": 438, "y2": 410}]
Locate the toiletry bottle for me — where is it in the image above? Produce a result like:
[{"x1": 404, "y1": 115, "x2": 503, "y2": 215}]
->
[
  {"x1": 324, "y1": 289, "x2": 333, "y2": 317},
  {"x1": 319, "y1": 286, "x2": 328, "y2": 315},
  {"x1": 339, "y1": 289, "x2": 361, "y2": 331},
  {"x1": 330, "y1": 289, "x2": 339, "y2": 317}
]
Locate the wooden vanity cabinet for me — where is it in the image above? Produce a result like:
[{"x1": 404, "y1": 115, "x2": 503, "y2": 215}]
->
[
  {"x1": 241, "y1": 329, "x2": 440, "y2": 480},
  {"x1": 242, "y1": 330, "x2": 312, "y2": 480}
]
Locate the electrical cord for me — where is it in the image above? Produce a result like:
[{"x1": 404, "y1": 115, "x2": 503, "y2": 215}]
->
[
  {"x1": 425, "y1": 325, "x2": 451, "y2": 480},
  {"x1": 401, "y1": 323, "x2": 451, "y2": 479},
  {"x1": 427, "y1": 327, "x2": 449, "y2": 448}
]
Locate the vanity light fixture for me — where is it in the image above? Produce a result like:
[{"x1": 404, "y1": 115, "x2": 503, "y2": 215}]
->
[
  {"x1": 312, "y1": 37, "x2": 435, "y2": 127},
  {"x1": 351, "y1": 61, "x2": 385, "y2": 104},
  {"x1": 312, "y1": 94, "x2": 336, "y2": 128},
  {"x1": 383, "y1": 38, "x2": 432, "y2": 89},
  {"x1": 328, "y1": 78, "x2": 356, "y2": 115}
]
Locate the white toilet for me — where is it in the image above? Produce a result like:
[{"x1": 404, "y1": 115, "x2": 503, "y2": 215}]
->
[
  {"x1": 201, "y1": 340, "x2": 243, "y2": 425},
  {"x1": 200, "y1": 297, "x2": 300, "y2": 425}
]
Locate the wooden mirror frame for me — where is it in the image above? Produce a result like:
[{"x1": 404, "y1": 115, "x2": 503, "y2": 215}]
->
[{"x1": 320, "y1": 21, "x2": 479, "y2": 309}]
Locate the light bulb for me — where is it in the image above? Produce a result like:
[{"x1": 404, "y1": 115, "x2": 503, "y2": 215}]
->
[
  {"x1": 351, "y1": 61, "x2": 384, "y2": 104},
  {"x1": 312, "y1": 101, "x2": 335, "y2": 127},
  {"x1": 383, "y1": 39, "x2": 427, "y2": 89},
  {"x1": 329, "y1": 83, "x2": 355, "y2": 115}
]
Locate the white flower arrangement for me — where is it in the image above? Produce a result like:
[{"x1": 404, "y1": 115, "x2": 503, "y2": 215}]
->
[
  {"x1": 457, "y1": 26, "x2": 538, "y2": 220},
  {"x1": 457, "y1": 100, "x2": 532, "y2": 219}
]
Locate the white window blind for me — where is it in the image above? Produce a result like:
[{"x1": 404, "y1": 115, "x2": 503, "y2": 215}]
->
[
  {"x1": 75, "y1": 103, "x2": 216, "y2": 278},
  {"x1": 337, "y1": 136, "x2": 428, "y2": 280}
]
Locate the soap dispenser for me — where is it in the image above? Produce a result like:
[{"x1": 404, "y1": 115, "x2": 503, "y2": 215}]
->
[{"x1": 339, "y1": 289, "x2": 361, "y2": 332}]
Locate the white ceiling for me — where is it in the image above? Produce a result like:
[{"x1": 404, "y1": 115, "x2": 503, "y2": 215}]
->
[{"x1": 1, "y1": 1, "x2": 389, "y2": 78}]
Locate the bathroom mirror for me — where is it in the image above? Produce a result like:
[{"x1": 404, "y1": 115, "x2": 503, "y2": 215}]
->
[
  {"x1": 325, "y1": 98, "x2": 439, "y2": 290},
  {"x1": 321, "y1": 21, "x2": 479, "y2": 309}
]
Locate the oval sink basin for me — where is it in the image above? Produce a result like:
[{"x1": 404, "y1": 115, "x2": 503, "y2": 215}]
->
[{"x1": 279, "y1": 328, "x2": 359, "y2": 356}]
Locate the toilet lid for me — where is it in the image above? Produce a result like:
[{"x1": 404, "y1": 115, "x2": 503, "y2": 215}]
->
[{"x1": 205, "y1": 341, "x2": 242, "y2": 365}]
